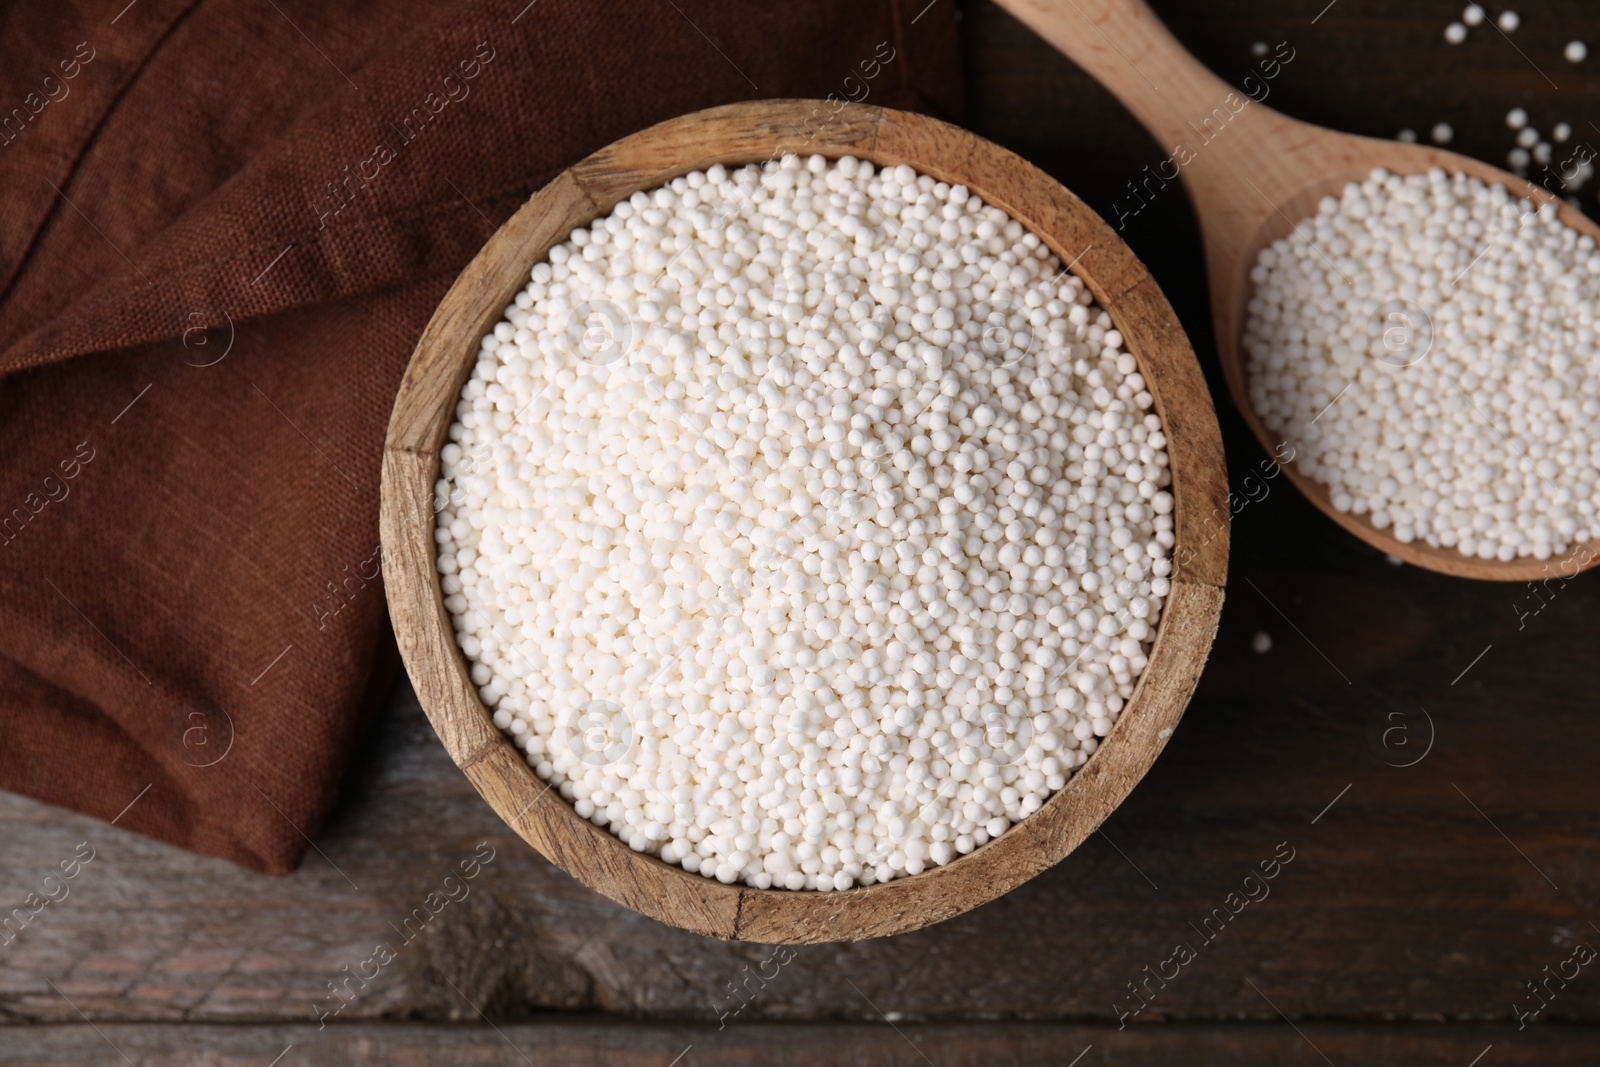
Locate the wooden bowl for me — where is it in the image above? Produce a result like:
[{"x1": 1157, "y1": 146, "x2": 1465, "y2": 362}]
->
[{"x1": 380, "y1": 100, "x2": 1228, "y2": 943}]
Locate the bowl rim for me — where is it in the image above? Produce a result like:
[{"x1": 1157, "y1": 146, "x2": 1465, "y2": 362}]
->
[{"x1": 380, "y1": 99, "x2": 1228, "y2": 943}]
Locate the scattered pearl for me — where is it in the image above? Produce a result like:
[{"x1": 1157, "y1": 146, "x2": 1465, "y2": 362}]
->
[
  {"x1": 437, "y1": 155, "x2": 1174, "y2": 889},
  {"x1": 1243, "y1": 168, "x2": 1600, "y2": 563},
  {"x1": 1251, "y1": 41, "x2": 1270, "y2": 58},
  {"x1": 1431, "y1": 123, "x2": 1454, "y2": 145},
  {"x1": 1566, "y1": 40, "x2": 1588, "y2": 63},
  {"x1": 1506, "y1": 107, "x2": 1528, "y2": 129},
  {"x1": 1444, "y1": 22, "x2": 1467, "y2": 44},
  {"x1": 1462, "y1": 4, "x2": 1486, "y2": 26},
  {"x1": 1251, "y1": 631, "x2": 1273, "y2": 654},
  {"x1": 1497, "y1": 10, "x2": 1519, "y2": 32},
  {"x1": 1397, "y1": 128, "x2": 1418, "y2": 144},
  {"x1": 1554, "y1": 122, "x2": 1573, "y2": 143}
]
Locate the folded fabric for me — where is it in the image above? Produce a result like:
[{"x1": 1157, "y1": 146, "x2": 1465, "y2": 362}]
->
[{"x1": 0, "y1": 0, "x2": 962, "y2": 872}]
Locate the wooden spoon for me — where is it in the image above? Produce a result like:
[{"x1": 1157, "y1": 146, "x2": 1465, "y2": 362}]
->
[{"x1": 994, "y1": 0, "x2": 1600, "y2": 582}]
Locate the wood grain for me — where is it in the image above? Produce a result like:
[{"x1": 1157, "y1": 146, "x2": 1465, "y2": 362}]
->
[
  {"x1": 992, "y1": 0, "x2": 1600, "y2": 582},
  {"x1": 380, "y1": 99, "x2": 1228, "y2": 942},
  {"x1": 3, "y1": 634, "x2": 1599, "y2": 1028},
  {"x1": 4, "y1": 1021, "x2": 1598, "y2": 1066}
]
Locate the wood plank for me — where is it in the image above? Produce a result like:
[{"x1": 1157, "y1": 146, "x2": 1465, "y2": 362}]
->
[
  {"x1": 0, "y1": 1021, "x2": 1593, "y2": 1066},
  {"x1": 2, "y1": 612, "x2": 1598, "y2": 1028}
]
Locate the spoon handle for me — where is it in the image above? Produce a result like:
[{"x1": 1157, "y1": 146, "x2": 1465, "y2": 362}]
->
[
  {"x1": 992, "y1": 0, "x2": 1244, "y2": 152},
  {"x1": 994, "y1": 1, "x2": 1313, "y2": 211}
]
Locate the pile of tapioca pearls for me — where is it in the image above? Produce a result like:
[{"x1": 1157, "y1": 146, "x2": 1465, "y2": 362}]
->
[
  {"x1": 1244, "y1": 166, "x2": 1600, "y2": 562},
  {"x1": 435, "y1": 154, "x2": 1175, "y2": 890}
]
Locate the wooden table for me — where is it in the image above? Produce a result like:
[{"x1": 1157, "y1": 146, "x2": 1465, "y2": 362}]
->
[{"x1": 5, "y1": 1, "x2": 1599, "y2": 1062}]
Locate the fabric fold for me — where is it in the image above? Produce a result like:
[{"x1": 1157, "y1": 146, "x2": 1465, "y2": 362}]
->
[{"x1": 0, "y1": 0, "x2": 963, "y2": 872}]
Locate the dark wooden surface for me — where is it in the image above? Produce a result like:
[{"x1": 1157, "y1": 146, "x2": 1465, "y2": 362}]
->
[{"x1": 6, "y1": 1, "x2": 1600, "y2": 1062}]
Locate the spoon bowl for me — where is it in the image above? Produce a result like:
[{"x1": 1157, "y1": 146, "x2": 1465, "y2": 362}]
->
[{"x1": 997, "y1": 0, "x2": 1600, "y2": 581}]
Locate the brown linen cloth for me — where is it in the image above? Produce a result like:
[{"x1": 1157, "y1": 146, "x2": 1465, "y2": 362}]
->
[{"x1": 0, "y1": 0, "x2": 962, "y2": 873}]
